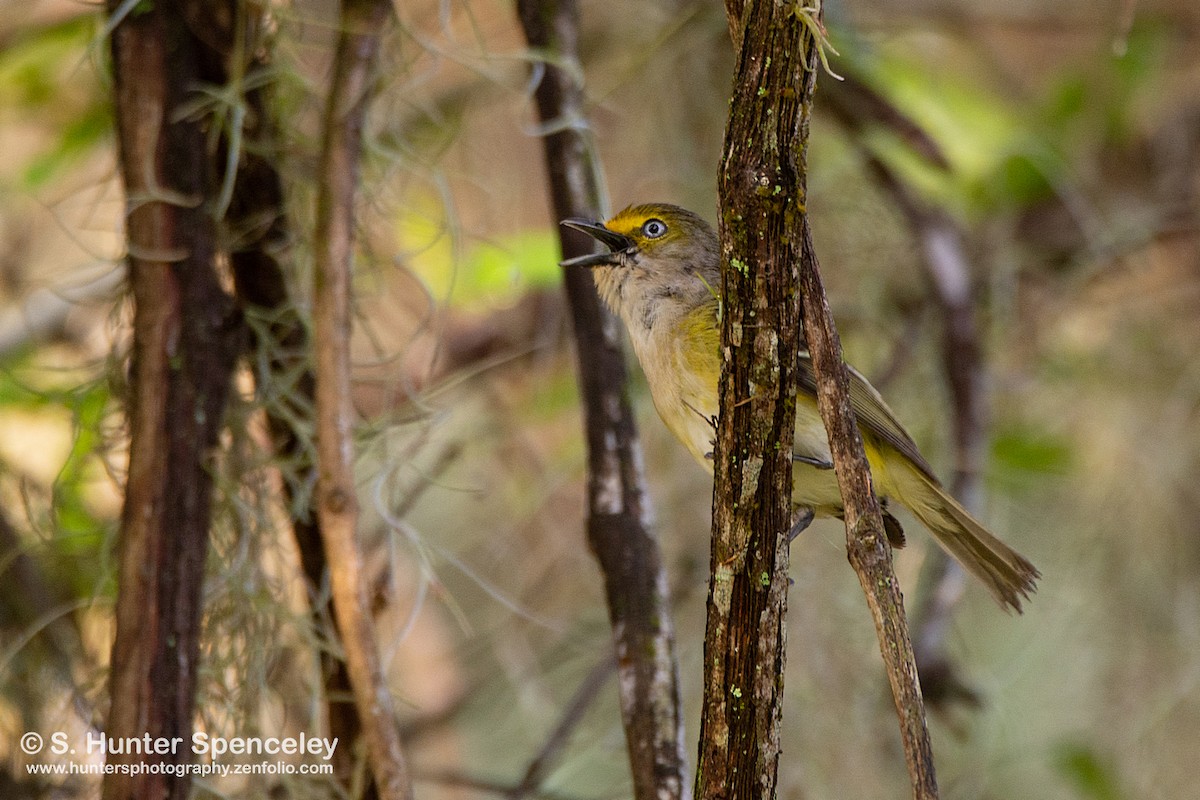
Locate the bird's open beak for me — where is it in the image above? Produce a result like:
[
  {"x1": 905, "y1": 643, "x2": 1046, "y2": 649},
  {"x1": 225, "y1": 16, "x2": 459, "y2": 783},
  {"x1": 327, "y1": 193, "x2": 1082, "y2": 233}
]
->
[{"x1": 558, "y1": 218, "x2": 636, "y2": 268}]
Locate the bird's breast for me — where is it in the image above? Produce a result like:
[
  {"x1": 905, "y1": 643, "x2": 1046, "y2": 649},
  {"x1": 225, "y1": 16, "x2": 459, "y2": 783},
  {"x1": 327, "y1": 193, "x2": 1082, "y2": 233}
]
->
[{"x1": 626, "y1": 305, "x2": 721, "y2": 468}]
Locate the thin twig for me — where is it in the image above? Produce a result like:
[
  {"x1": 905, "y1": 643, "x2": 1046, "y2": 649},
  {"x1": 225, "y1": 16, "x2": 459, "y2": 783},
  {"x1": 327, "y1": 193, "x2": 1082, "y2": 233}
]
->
[
  {"x1": 797, "y1": 221, "x2": 939, "y2": 798},
  {"x1": 311, "y1": 1, "x2": 412, "y2": 798},
  {"x1": 509, "y1": 656, "x2": 616, "y2": 800}
]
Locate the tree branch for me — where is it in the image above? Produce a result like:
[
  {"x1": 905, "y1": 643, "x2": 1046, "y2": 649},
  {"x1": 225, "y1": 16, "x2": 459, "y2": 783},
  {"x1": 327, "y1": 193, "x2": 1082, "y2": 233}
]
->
[
  {"x1": 206, "y1": 1, "x2": 374, "y2": 788},
  {"x1": 792, "y1": 44, "x2": 941, "y2": 800},
  {"x1": 515, "y1": 1, "x2": 689, "y2": 798},
  {"x1": 698, "y1": 2, "x2": 811, "y2": 796},
  {"x1": 719, "y1": 5, "x2": 940, "y2": 798},
  {"x1": 824, "y1": 78, "x2": 985, "y2": 707},
  {"x1": 102, "y1": 2, "x2": 243, "y2": 798},
  {"x1": 797, "y1": 223, "x2": 939, "y2": 798},
  {"x1": 312, "y1": 2, "x2": 412, "y2": 798}
]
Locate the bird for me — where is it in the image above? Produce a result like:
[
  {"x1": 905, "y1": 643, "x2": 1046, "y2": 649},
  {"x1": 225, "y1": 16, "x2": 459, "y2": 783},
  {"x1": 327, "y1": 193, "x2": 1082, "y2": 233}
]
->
[{"x1": 560, "y1": 202, "x2": 1039, "y2": 611}]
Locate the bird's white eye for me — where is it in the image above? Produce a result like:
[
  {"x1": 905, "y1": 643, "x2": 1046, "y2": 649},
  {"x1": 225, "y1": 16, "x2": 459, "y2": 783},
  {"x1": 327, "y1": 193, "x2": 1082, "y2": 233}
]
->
[{"x1": 642, "y1": 219, "x2": 667, "y2": 239}]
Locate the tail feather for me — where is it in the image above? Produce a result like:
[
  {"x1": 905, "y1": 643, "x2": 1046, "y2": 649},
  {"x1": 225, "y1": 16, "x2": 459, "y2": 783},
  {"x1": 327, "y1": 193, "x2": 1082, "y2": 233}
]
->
[{"x1": 901, "y1": 469, "x2": 1039, "y2": 612}]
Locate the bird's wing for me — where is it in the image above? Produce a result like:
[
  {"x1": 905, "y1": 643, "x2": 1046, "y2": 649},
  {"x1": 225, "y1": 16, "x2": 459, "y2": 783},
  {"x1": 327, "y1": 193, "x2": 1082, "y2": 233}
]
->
[{"x1": 795, "y1": 351, "x2": 939, "y2": 482}]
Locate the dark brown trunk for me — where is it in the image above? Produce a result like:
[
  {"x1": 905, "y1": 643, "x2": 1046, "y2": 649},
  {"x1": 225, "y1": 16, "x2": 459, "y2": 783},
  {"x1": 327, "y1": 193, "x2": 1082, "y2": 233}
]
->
[{"x1": 103, "y1": 2, "x2": 243, "y2": 798}]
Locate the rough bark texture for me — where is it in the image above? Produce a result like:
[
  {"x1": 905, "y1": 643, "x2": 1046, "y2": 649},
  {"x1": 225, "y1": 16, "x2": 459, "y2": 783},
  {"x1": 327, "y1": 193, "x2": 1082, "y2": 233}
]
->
[
  {"x1": 714, "y1": 5, "x2": 939, "y2": 799},
  {"x1": 311, "y1": 1, "x2": 412, "y2": 798},
  {"x1": 698, "y1": 3, "x2": 810, "y2": 797},
  {"x1": 103, "y1": 2, "x2": 243, "y2": 798},
  {"x1": 516, "y1": 1, "x2": 690, "y2": 798}
]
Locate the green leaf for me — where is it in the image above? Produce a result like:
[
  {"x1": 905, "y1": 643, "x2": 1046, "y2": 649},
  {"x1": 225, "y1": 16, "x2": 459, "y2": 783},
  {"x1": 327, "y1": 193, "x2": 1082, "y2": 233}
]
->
[
  {"x1": 1054, "y1": 741, "x2": 1124, "y2": 800},
  {"x1": 21, "y1": 102, "x2": 111, "y2": 189},
  {"x1": 990, "y1": 423, "x2": 1072, "y2": 476}
]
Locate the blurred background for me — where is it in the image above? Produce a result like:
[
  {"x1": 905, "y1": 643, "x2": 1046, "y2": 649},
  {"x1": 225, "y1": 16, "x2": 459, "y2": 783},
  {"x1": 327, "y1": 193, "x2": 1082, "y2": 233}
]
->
[{"x1": 1, "y1": 0, "x2": 1198, "y2": 798}]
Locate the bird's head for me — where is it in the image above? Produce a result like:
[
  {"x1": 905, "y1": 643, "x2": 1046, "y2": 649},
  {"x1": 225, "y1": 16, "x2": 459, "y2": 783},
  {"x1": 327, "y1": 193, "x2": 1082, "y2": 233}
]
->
[{"x1": 559, "y1": 203, "x2": 720, "y2": 331}]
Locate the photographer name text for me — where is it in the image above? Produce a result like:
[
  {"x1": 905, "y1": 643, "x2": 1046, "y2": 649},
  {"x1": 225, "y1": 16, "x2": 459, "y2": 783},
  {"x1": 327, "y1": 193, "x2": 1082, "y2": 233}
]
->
[{"x1": 47, "y1": 732, "x2": 338, "y2": 761}]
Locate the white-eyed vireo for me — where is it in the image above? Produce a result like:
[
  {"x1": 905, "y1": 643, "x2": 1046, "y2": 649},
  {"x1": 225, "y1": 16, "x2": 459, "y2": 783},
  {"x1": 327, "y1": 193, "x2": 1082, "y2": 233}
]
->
[{"x1": 561, "y1": 203, "x2": 1038, "y2": 611}]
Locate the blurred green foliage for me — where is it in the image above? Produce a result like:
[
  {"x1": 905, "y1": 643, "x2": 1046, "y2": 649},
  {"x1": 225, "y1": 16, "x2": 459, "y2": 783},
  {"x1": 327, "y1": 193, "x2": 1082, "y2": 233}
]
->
[
  {"x1": 0, "y1": 15, "x2": 110, "y2": 190},
  {"x1": 0, "y1": 360, "x2": 113, "y2": 594},
  {"x1": 1055, "y1": 741, "x2": 1125, "y2": 800},
  {"x1": 397, "y1": 203, "x2": 563, "y2": 308},
  {"x1": 989, "y1": 422, "x2": 1073, "y2": 485},
  {"x1": 856, "y1": 21, "x2": 1170, "y2": 218}
]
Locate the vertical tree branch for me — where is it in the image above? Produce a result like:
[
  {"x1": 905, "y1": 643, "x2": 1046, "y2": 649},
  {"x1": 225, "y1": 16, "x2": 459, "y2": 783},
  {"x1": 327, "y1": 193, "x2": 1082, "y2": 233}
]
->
[
  {"x1": 211, "y1": 2, "x2": 373, "y2": 788},
  {"x1": 698, "y1": 2, "x2": 810, "y2": 797},
  {"x1": 311, "y1": 2, "x2": 411, "y2": 798},
  {"x1": 717, "y1": 6, "x2": 939, "y2": 798},
  {"x1": 515, "y1": 1, "x2": 690, "y2": 798},
  {"x1": 103, "y1": 2, "x2": 242, "y2": 798}
]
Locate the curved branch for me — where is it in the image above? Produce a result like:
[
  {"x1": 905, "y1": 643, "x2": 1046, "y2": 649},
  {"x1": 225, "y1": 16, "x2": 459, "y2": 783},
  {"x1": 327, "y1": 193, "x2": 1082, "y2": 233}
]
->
[{"x1": 824, "y1": 78, "x2": 985, "y2": 707}]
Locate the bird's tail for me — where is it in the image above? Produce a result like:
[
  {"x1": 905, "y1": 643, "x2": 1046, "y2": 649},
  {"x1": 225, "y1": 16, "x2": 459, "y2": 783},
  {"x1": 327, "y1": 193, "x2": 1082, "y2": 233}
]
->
[{"x1": 897, "y1": 465, "x2": 1039, "y2": 612}]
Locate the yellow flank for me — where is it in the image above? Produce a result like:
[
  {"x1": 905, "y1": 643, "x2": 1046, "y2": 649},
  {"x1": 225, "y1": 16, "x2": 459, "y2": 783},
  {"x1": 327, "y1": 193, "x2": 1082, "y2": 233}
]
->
[
  {"x1": 646, "y1": 301, "x2": 720, "y2": 466},
  {"x1": 677, "y1": 303, "x2": 721, "y2": 385}
]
